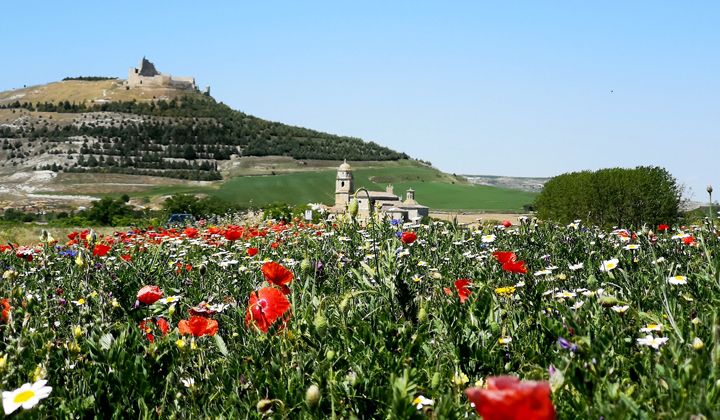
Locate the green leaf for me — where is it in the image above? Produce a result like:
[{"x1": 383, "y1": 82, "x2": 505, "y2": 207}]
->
[
  {"x1": 214, "y1": 334, "x2": 228, "y2": 356},
  {"x1": 99, "y1": 333, "x2": 114, "y2": 351}
]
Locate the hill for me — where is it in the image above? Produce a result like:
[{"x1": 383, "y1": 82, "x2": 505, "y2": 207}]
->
[
  {"x1": 0, "y1": 67, "x2": 534, "y2": 214},
  {"x1": 0, "y1": 79, "x2": 193, "y2": 105},
  {"x1": 0, "y1": 80, "x2": 408, "y2": 182}
]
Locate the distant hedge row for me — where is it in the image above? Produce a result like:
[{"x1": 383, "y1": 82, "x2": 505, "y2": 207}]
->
[{"x1": 534, "y1": 166, "x2": 681, "y2": 228}]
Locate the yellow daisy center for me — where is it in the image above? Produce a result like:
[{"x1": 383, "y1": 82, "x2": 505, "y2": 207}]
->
[{"x1": 14, "y1": 389, "x2": 35, "y2": 403}]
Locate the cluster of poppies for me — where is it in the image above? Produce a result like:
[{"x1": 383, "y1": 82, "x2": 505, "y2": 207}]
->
[{"x1": 133, "y1": 260, "x2": 294, "y2": 340}]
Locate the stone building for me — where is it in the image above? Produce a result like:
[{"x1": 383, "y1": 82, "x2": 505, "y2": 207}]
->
[
  {"x1": 331, "y1": 160, "x2": 429, "y2": 221},
  {"x1": 126, "y1": 57, "x2": 196, "y2": 90}
]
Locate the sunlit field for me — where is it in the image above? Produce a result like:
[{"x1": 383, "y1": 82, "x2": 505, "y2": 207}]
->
[{"x1": 0, "y1": 215, "x2": 718, "y2": 418}]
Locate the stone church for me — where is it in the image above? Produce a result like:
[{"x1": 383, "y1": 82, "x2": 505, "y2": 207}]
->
[{"x1": 332, "y1": 160, "x2": 429, "y2": 221}]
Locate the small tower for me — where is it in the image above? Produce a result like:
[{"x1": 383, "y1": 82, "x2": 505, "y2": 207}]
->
[{"x1": 335, "y1": 159, "x2": 353, "y2": 208}]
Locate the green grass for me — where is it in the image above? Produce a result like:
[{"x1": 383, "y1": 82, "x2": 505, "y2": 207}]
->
[{"x1": 204, "y1": 165, "x2": 536, "y2": 211}]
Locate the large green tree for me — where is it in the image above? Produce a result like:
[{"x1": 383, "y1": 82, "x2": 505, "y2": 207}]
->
[{"x1": 535, "y1": 166, "x2": 682, "y2": 227}]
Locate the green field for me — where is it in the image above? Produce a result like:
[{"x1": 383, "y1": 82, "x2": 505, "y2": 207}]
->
[{"x1": 142, "y1": 163, "x2": 537, "y2": 211}]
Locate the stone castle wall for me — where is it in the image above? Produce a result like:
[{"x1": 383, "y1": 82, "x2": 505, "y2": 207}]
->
[{"x1": 126, "y1": 59, "x2": 196, "y2": 90}]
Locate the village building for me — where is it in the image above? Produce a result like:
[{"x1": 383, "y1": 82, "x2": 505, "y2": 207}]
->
[{"x1": 331, "y1": 160, "x2": 429, "y2": 221}]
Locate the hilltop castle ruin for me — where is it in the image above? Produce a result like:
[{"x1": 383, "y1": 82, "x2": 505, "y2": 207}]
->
[{"x1": 126, "y1": 57, "x2": 197, "y2": 90}]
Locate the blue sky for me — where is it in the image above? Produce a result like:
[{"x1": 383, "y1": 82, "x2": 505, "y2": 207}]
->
[{"x1": 2, "y1": 1, "x2": 718, "y2": 200}]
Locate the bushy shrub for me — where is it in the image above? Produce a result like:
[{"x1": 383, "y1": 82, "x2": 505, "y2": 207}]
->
[{"x1": 534, "y1": 166, "x2": 681, "y2": 227}]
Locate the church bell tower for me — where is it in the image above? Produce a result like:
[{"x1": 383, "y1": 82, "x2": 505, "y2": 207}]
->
[{"x1": 335, "y1": 159, "x2": 353, "y2": 208}]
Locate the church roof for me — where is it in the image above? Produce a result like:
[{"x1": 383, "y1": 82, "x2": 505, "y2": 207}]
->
[{"x1": 338, "y1": 159, "x2": 351, "y2": 171}]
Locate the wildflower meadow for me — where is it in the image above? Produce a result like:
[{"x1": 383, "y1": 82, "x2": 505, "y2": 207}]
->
[{"x1": 0, "y1": 215, "x2": 719, "y2": 418}]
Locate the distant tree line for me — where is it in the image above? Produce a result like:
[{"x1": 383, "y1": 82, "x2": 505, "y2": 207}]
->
[
  {"x1": 62, "y1": 76, "x2": 118, "y2": 81},
  {"x1": 534, "y1": 166, "x2": 682, "y2": 228}
]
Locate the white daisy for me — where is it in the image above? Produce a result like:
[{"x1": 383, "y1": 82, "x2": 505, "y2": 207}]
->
[
  {"x1": 2, "y1": 380, "x2": 53, "y2": 415},
  {"x1": 481, "y1": 234, "x2": 496, "y2": 243},
  {"x1": 600, "y1": 258, "x2": 619, "y2": 272},
  {"x1": 611, "y1": 305, "x2": 630, "y2": 313},
  {"x1": 412, "y1": 395, "x2": 434, "y2": 410},
  {"x1": 668, "y1": 275, "x2": 687, "y2": 285},
  {"x1": 636, "y1": 335, "x2": 669, "y2": 349},
  {"x1": 159, "y1": 296, "x2": 182, "y2": 305},
  {"x1": 639, "y1": 324, "x2": 662, "y2": 333}
]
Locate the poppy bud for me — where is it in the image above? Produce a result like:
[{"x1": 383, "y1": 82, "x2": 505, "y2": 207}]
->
[
  {"x1": 348, "y1": 198, "x2": 359, "y2": 218},
  {"x1": 198, "y1": 263, "x2": 207, "y2": 276},
  {"x1": 431, "y1": 372, "x2": 441, "y2": 389},
  {"x1": 417, "y1": 306, "x2": 427, "y2": 323},
  {"x1": 325, "y1": 349, "x2": 335, "y2": 361},
  {"x1": 313, "y1": 311, "x2": 327, "y2": 334},
  {"x1": 599, "y1": 296, "x2": 619, "y2": 307},
  {"x1": 300, "y1": 258, "x2": 311, "y2": 273},
  {"x1": 305, "y1": 384, "x2": 321, "y2": 408}
]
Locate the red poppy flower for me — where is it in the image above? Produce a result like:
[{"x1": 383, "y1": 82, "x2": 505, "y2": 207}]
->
[
  {"x1": 156, "y1": 317, "x2": 170, "y2": 335},
  {"x1": 493, "y1": 251, "x2": 517, "y2": 265},
  {"x1": 137, "y1": 285, "x2": 163, "y2": 305},
  {"x1": 183, "y1": 227, "x2": 199, "y2": 238},
  {"x1": 93, "y1": 244, "x2": 111, "y2": 257},
  {"x1": 683, "y1": 235, "x2": 697, "y2": 246},
  {"x1": 465, "y1": 376, "x2": 556, "y2": 420},
  {"x1": 67, "y1": 231, "x2": 79, "y2": 241},
  {"x1": 245, "y1": 287, "x2": 291, "y2": 333},
  {"x1": 502, "y1": 220, "x2": 512, "y2": 228},
  {"x1": 455, "y1": 279, "x2": 472, "y2": 303},
  {"x1": 247, "y1": 247, "x2": 259, "y2": 257},
  {"x1": 401, "y1": 231, "x2": 417, "y2": 245},
  {"x1": 178, "y1": 315, "x2": 219, "y2": 337},
  {"x1": 502, "y1": 260, "x2": 528, "y2": 274},
  {"x1": 139, "y1": 317, "x2": 170, "y2": 342},
  {"x1": 1, "y1": 298, "x2": 10, "y2": 323},
  {"x1": 262, "y1": 261, "x2": 293, "y2": 294},
  {"x1": 121, "y1": 254, "x2": 132, "y2": 262},
  {"x1": 208, "y1": 226, "x2": 221, "y2": 235},
  {"x1": 224, "y1": 229, "x2": 242, "y2": 241},
  {"x1": 657, "y1": 224, "x2": 670, "y2": 232}
]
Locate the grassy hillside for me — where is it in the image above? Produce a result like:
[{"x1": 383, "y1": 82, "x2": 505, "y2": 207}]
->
[
  {"x1": 0, "y1": 80, "x2": 198, "y2": 105},
  {"x1": 140, "y1": 161, "x2": 537, "y2": 211}
]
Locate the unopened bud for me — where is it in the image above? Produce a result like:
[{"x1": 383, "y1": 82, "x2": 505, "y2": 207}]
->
[
  {"x1": 348, "y1": 198, "x2": 359, "y2": 217},
  {"x1": 305, "y1": 384, "x2": 321, "y2": 408}
]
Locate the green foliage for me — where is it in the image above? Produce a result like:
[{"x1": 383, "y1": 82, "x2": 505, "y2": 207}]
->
[
  {"x1": 535, "y1": 166, "x2": 682, "y2": 227},
  {"x1": 62, "y1": 76, "x2": 118, "y2": 81},
  {"x1": 162, "y1": 194, "x2": 243, "y2": 218},
  {"x1": 262, "y1": 203, "x2": 304, "y2": 222},
  {"x1": 85, "y1": 197, "x2": 134, "y2": 226}
]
